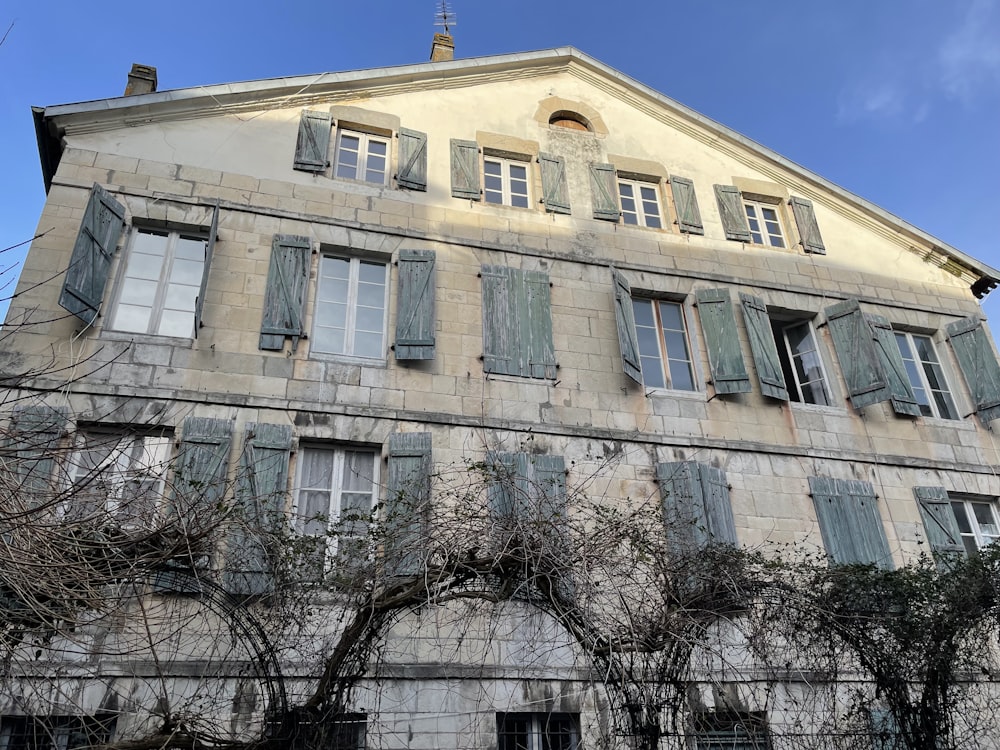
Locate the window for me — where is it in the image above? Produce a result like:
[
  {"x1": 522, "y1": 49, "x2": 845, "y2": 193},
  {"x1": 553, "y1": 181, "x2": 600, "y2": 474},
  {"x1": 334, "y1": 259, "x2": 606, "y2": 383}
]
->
[
  {"x1": 0, "y1": 716, "x2": 115, "y2": 750},
  {"x1": 770, "y1": 318, "x2": 832, "y2": 406},
  {"x1": 632, "y1": 298, "x2": 695, "y2": 391},
  {"x1": 618, "y1": 178, "x2": 662, "y2": 228},
  {"x1": 65, "y1": 430, "x2": 171, "y2": 526},
  {"x1": 326, "y1": 715, "x2": 366, "y2": 750},
  {"x1": 293, "y1": 446, "x2": 378, "y2": 578},
  {"x1": 497, "y1": 713, "x2": 579, "y2": 750},
  {"x1": 311, "y1": 256, "x2": 388, "y2": 359},
  {"x1": 484, "y1": 156, "x2": 530, "y2": 208},
  {"x1": 692, "y1": 711, "x2": 770, "y2": 750},
  {"x1": 333, "y1": 129, "x2": 389, "y2": 185},
  {"x1": 951, "y1": 497, "x2": 1000, "y2": 555},
  {"x1": 743, "y1": 200, "x2": 785, "y2": 248},
  {"x1": 110, "y1": 229, "x2": 207, "y2": 337},
  {"x1": 894, "y1": 332, "x2": 959, "y2": 419}
]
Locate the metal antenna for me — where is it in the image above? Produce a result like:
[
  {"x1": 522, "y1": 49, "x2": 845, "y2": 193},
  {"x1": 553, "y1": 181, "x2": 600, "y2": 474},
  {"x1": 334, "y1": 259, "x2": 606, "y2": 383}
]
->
[{"x1": 434, "y1": 1, "x2": 456, "y2": 35}]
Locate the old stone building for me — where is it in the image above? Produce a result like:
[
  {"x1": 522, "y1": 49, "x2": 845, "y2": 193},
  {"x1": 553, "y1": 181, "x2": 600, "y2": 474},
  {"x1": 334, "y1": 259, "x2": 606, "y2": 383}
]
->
[{"x1": 4, "y1": 39, "x2": 1000, "y2": 750}]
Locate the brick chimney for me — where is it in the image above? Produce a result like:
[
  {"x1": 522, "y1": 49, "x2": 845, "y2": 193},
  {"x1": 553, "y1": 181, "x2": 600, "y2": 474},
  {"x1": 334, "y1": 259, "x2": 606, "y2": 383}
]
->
[
  {"x1": 124, "y1": 64, "x2": 158, "y2": 96},
  {"x1": 429, "y1": 33, "x2": 454, "y2": 62}
]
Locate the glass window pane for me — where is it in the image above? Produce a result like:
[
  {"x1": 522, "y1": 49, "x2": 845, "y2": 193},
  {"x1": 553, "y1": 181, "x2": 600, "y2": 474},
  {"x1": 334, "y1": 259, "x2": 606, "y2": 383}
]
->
[
  {"x1": 174, "y1": 237, "x2": 206, "y2": 261},
  {"x1": 658, "y1": 302, "x2": 685, "y2": 331},
  {"x1": 156, "y1": 310, "x2": 193, "y2": 337},
  {"x1": 952, "y1": 502, "x2": 973, "y2": 534},
  {"x1": 668, "y1": 359, "x2": 695, "y2": 391},
  {"x1": 359, "y1": 262, "x2": 386, "y2": 285},
  {"x1": 111, "y1": 305, "x2": 152, "y2": 333}
]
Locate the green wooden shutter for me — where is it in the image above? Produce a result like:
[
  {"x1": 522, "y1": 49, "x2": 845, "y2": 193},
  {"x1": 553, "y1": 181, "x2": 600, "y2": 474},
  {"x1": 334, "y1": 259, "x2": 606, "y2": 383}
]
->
[
  {"x1": 487, "y1": 451, "x2": 526, "y2": 520},
  {"x1": 658, "y1": 461, "x2": 709, "y2": 556},
  {"x1": 385, "y1": 432, "x2": 432, "y2": 577},
  {"x1": 810, "y1": 477, "x2": 892, "y2": 568},
  {"x1": 790, "y1": 196, "x2": 826, "y2": 255},
  {"x1": 260, "y1": 234, "x2": 311, "y2": 352},
  {"x1": 194, "y1": 202, "x2": 219, "y2": 339},
  {"x1": 867, "y1": 313, "x2": 920, "y2": 416},
  {"x1": 395, "y1": 249, "x2": 436, "y2": 360},
  {"x1": 171, "y1": 416, "x2": 233, "y2": 519},
  {"x1": 913, "y1": 486, "x2": 965, "y2": 568},
  {"x1": 8, "y1": 405, "x2": 67, "y2": 503},
  {"x1": 223, "y1": 423, "x2": 292, "y2": 596},
  {"x1": 589, "y1": 162, "x2": 620, "y2": 221},
  {"x1": 397, "y1": 128, "x2": 428, "y2": 191},
  {"x1": 450, "y1": 139, "x2": 480, "y2": 199},
  {"x1": 869, "y1": 708, "x2": 902, "y2": 750},
  {"x1": 810, "y1": 476, "x2": 853, "y2": 565},
  {"x1": 714, "y1": 185, "x2": 751, "y2": 242},
  {"x1": 539, "y1": 152, "x2": 571, "y2": 215},
  {"x1": 522, "y1": 270, "x2": 557, "y2": 379},
  {"x1": 293, "y1": 111, "x2": 332, "y2": 172},
  {"x1": 739, "y1": 292, "x2": 788, "y2": 400},
  {"x1": 946, "y1": 316, "x2": 1000, "y2": 423},
  {"x1": 701, "y1": 465, "x2": 738, "y2": 545},
  {"x1": 482, "y1": 265, "x2": 516, "y2": 376},
  {"x1": 611, "y1": 269, "x2": 642, "y2": 384},
  {"x1": 59, "y1": 184, "x2": 126, "y2": 325},
  {"x1": 842, "y1": 478, "x2": 893, "y2": 569},
  {"x1": 696, "y1": 288, "x2": 750, "y2": 394},
  {"x1": 530, "y1": 454, "x2": 567, "y2": 525},
  {"x1": 669, "y1": 175, "x2": 704, "y2": 235},
  {"x1": 825, "y1": 299, "x2": 889, "y2": 409}
]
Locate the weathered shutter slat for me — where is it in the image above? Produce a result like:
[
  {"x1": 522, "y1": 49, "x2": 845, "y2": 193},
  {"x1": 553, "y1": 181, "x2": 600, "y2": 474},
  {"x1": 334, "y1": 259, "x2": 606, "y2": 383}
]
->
[
  {"x1": 739, "y1": 292, "x2": 788, "y2": 400},
  {"x1": 522, "y1": 270, "x2": 557, "y2": 379},
  {"x1": 59, "y1": 184, "x2": 126, "y2": 325},
  {"x1": 714, "y1": 184, "x2": 751, "y2": 242},
  {"x1": 867, "y1": 313, "x2": 920, "y2": 416},
  {"x1": 171, "y1": 417, "x2": 232, "y2": 518},
  {"x1": 946, "y1": 316, "x2": 1000, "y2": 423},
  {"x1": 810, "y1": 477, "x2": 892, "y2": 568},
  {"x1": 538, "y1": 152, "x2": 571, "y2": 215},
  {"x1": 669, "y1": 175, "x2": 704, "y2": 235},
  {"x1": 396, "y1": 128, "x2": 428, "y2": 191},
  {"x1": 658, "y1": 461, "x2": 709, "y2": 556},
  {"x1": 223, "y1": 423, "x2": 292, "y2": 596},
  {"x1": 612, "y1": 269, "x2": 643, "y2": 384},
  {"x1": 395, "y1": 249, "x2": 436, "y2": 360},
  {"x1": 487, "y1": 451, "x2": 520, "y2": 519},
  {"x1": 8, "y1": 405, "x2": 68, "y2": 504},
  {"x1": 696, "y1": 288, "x2": 750, "y2": 394},
  {"x1": 482, "y1": 265, "x2": 516, "y2": 376},
  {"x1": 260, "y1": 235, "x2": 311, "y2": 352},
  {"x1": 385, "y1": 432, "x2": 432, "y2": 577},
  {"x1": 293, "y1": 111, "x2": 332, "y2": 172},
  {"x1": 194, "y1": 202, "x2": 219, "y2": 339},
  {"x1": 790, "y1": 196, "x2": 826, "y2": 254},
  {"x1": 450, "y1": 139, "x2": 481, "y2": 200},
  {"x1": 842, "y1": 478, "x2": 893, "y2": 569},
  {"x1": 809, "y1": 476, "x2": 852, "y2": 566},
  {"x1": 914, "y1": 486, "x2": 965, "y2": 568},
  {"x1": 700, "y1": 464, "x2": 738, "y2": 545},
  {"x1": 589, "y1": 162, "x2": 620, "y2": 221},
  {"x1": 826, "y1": 299, "x2": 889, "y2": 409},
  {"x1": 530, "y1": 454, "x2": 567, "y2": 525}
]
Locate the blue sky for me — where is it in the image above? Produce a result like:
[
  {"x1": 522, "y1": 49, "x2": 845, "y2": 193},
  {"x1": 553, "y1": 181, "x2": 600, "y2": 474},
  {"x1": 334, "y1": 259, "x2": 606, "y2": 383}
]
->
[{"x1": 2, "y1": 1, "x2": 999, "y2": 320}]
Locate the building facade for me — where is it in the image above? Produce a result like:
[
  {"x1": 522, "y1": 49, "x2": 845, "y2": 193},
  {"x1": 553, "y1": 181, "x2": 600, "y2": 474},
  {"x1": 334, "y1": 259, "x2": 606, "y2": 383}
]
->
[{"x1": 4, "y1": 44, "x2": 1000, "y2": 750}]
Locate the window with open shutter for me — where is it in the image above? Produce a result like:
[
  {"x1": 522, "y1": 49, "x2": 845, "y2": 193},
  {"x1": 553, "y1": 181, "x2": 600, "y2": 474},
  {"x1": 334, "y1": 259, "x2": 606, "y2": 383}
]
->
[
  {"x1": 946, "y1": 316, "x2": 1000, "y2": 423},
  {"x1": 589, "y1": 162, "x2": 620, "y2": 221},
  {"x1": 59, "y1": 184, "x2": 126, "y2": 325},
  {"x1": 739, "y1": 292, "x2": 788, "y2": 400},
  {"x1": 657, "y1": 461, "x2": 737, "y2": 557},
  {"x1": 481, "y1": 265, "x2": 556, "y2": 379},
  {"x1": 714, "y1": 185, "x2": 752, "y2": 242},
  {"x1": 669, "y1": 175, "x2": 704, "y2": 235},
  {"x1": 293, "y1": 111, "x2": 332, "y2": 172},
  {"x1": 913, "y1": 486, "x2": 965, "y2": 569},
  {"x1": 538, "y1": 152, "x2": 571, "y2": 215},
  {"x1": 395, "y1": 250, "x2": 436, "y2": 360},
  {"x1": 867, "y1": 313, "x2": 920, "y2": 416},
  {"x1": 450, "y1": 139, "x2": 481, "y2": 199},
  {"x1": 825, "y1": 299, "x2": 889, "y2": 410},
  {"x1": 789, "y1": 196, "x2": 826, "y2": 254},
  {"x1": 696, "y1": 288, "x2": 750, "y2": 394},
  {"x1": 260, "y1": 235, "x2": 311, "y2": 352},
  {"x1": 7, "y1": 405, "x2": 67, "y2": 504},
  {"x1": 809, "y1": 476, "x2": 893, "y2": 568},
  {"x1": 385, "y1": 432, "x2": 432, "y2": 577},
  {"x1": 224, "y1": 423, "x2": 292, "y2": 596},
  {"x1": 396, "y1": 127, "x2": 428, "y2": 191},
  {"x1": 194, "y1": 202, "x2": 219, "y2": 338}
]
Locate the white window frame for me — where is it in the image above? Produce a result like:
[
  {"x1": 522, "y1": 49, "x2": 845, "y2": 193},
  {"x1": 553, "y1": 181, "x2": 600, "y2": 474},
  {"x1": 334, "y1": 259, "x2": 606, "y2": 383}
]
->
[
  {"x1": 497, "y1": 713, "x2": 580, "y2": 750},
  {"x1": 310, "y1": 255, "x2": 389, "y2": 360},
  {"x1": 772, "y1": 318, "x2": 833, "y2": 406},
  {"x1": 951, "y1": 496, "x2": 1000, "y2": 555},
  {"x1": 631, "y1": 297, "x2": 697, "y2": 392},
  {"x1": 333, "y1": 128, "x2": 390, "y2": 185},
  {"x1": 65, "y1": 430, "x2": 172, "y2": 527},
  {"x1": 618, "y1": 177, "x2": 663, "y2": 228},
  {"x1": 109, "y1": 228, "x2": 206, "y2": 338},
  {"x1": 483, "y1": 155, "x2": 531, "y2": 208},
  {"x1": 894, "y1": 331, "x2": 960, "y2": 420},
  {"x1": 292, "y1": 446, "x2": 379, "y2": 575},
  {"x1": 744, "y1": 199, "x2": 786, "y2": 248}
]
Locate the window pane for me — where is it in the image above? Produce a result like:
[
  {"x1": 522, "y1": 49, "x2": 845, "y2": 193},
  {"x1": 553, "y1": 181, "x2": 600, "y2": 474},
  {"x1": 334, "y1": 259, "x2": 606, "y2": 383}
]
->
[
  {"x1": 952, "y1": 502, "x2": 973, "y2": 534},
  {"x1": 174, "y1": 237, "x2": 206, "y2": 261},
  {"x1": 157, "y1": 310, "x2": 193, "y2": 337},
  {"x1": 358, "y1": 262, "x2": 386, "y2": 285},
  {"x1": 668, "y1": 359, "x2": 695, "y2": 391}
]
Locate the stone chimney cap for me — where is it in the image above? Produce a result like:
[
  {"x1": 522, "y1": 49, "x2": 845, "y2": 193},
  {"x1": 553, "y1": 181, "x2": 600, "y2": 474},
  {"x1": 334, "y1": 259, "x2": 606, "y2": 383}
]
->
[
  {"x1": 430, "y1": 33, "x2": 454, "y2": 62},
  {"x1": 125, "y1": 63, "x2": 158, "y2": 96}
]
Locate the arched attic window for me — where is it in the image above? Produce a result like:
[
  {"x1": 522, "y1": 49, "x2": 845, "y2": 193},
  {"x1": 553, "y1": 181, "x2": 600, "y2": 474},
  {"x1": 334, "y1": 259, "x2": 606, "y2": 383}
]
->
[{"x1": 548, "y1": 110, "x2": 592, "y2": 132}]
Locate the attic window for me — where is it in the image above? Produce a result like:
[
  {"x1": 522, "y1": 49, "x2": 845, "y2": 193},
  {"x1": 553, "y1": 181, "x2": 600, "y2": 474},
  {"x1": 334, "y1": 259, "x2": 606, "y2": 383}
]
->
[{"x1": 549, "y1": 111, "x2": 592, "y2": 132}]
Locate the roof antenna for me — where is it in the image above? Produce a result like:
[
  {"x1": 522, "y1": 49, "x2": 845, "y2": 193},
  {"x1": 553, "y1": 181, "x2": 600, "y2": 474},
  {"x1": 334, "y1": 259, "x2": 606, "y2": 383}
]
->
[{"x1": 430, "y1": 1, "x2": 456, "y2": 62}]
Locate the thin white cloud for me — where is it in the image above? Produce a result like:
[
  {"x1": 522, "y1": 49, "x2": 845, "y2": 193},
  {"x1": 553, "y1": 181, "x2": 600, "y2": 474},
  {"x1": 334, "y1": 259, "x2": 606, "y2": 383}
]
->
[
  {"x1": 837, "y1": 82, "x2": 905, "y2": 124},
  {"x1": 937, "y1": 0, "x2": 1000, "y2": 102}
]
